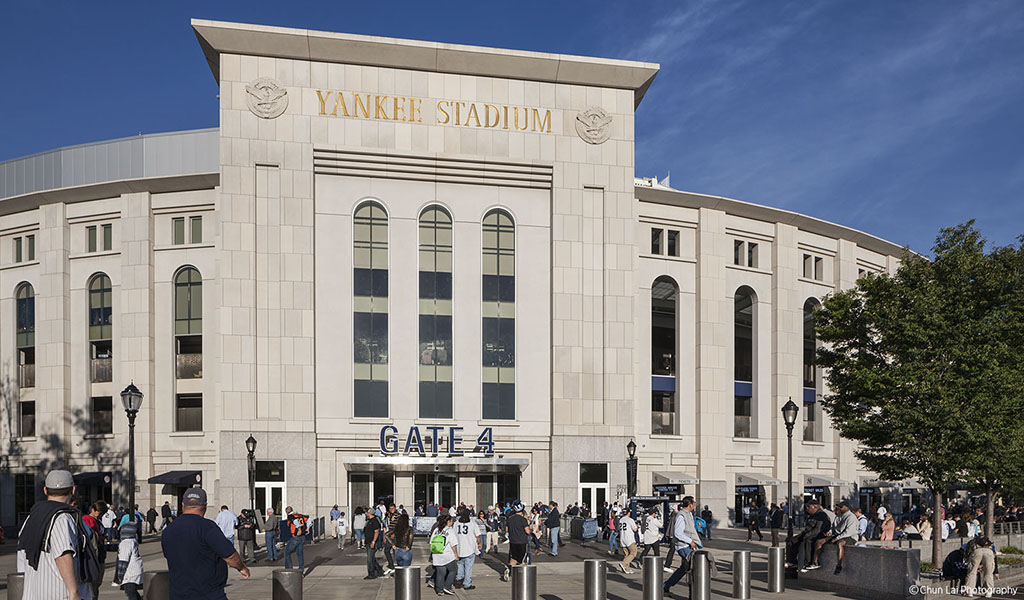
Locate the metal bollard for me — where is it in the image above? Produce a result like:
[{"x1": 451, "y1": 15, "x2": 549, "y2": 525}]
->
[
  {"x1": 732, "y1": 550, "x2": 751, "y2": 599},
  {"x1": 273, "y1": 568, "x2": 304, "y2": 600},
  {"x1": 643, "y1": 555, "x2": 664, "y2": 600},
  {"x1": 690, "y1": 550, "x2": 712, "y2": 600},
  {"x1": 143, "y1": 571, "x2": 170, "y2": 600},
  {"x1": 583, "y1": 559, "x2": 607, "y2": 600},
  {"x1": 767, "y1": 546, "x2": 785, "y2": 593},
  {"x1": 395, "y1": 566, "x2": 420, "y2": 600},
  {"x1": 511, "y1": 564, "x2": 537, "y2": 600},
  {"x1": 6, "y1": 573, "x2": 24, "y2": 600}
]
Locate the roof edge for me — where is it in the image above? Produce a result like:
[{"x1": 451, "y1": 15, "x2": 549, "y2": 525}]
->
[{"x1": 191, "y1": 19, "x2": 660, "y2": 107}]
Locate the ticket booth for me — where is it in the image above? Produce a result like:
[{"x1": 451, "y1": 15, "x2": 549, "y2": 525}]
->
[{"x1": 735, "y1": 473, "x2": 781, "y2": 527}]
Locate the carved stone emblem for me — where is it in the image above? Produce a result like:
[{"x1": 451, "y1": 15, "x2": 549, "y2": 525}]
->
[
  {"x1": 575, "y1": 106, "x2": 612, "y2": 144},
  {"x1": 245, "y1": 77, "x2": 289, "y2": 119}
]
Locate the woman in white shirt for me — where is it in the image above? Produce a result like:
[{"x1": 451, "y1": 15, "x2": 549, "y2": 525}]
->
[
  {"x1": 430, "y1": 514, "x2": 458, "y2": 596},
  {"x1": 353, "y1": 508, "x2": 367, "y2": 550}
]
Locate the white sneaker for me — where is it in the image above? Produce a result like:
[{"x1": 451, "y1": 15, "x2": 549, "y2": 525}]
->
[
  {"x1": 624, "y1": 569, "x2": 635, "y2": 575},
  {"x1": 618, "y1": 563, "x2": 627, "y2": 573},
  {"x1": 663, "y1": 566, "x2": 673, "y2": 573}
]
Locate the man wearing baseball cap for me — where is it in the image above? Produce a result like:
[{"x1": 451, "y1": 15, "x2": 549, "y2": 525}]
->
[
  {"x1": 161, "y1": 488, "x2": 250, "y2": 599},
  {"x1": 16, "y1": 469, "x2": 92, "y2": 600},
  {"x1": 500, "y1": 501, "x2": 532, "y2": 582}
]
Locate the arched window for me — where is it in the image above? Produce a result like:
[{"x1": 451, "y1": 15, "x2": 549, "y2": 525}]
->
[
  {"x1": 418, "y1": 206, "x2": 453, "y2": 419},
  {"x1": 89, "y1": 273, "x2": 113, "y2": 383},
  {"x1": 15, "y1": 282, "x2": 35, "y2": 390},
  {"x1": 174, "y1": 267, "x2": 203, "y2": 335},
  {"x1": 652, "y1": 276, "x2": 678, "y2": 434},
  {"x1": 353, "y1": 201, "x2": 389, "y2": 418},
  {"x1": 803, "y1": 298, "x2": 821, "y2": 441},
  {"x1": 482, "y1": 209, "x2": 515, "y2": 420},
  {"x1": 734, "y1": 287, "x2": 755, "y2": 438}
]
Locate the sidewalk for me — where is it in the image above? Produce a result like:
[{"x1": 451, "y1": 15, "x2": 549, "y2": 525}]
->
[{"x1": 1, "y1": 528, "x2": 1020, "y2": 599}]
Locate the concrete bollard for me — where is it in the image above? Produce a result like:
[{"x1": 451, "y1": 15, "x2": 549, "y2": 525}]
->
[
  {"x1": 395, "y1": 566, "x2": 420, "y2": 600},
  {"x1": 583, "y1": 559, "x2": 607, "y2": 600},
  {"x1": 732, "y1": 550, "x2": 751, "y2": 599},
  {"x1": 273, "y1": 568, "x2": 304, "y2": 600},
  {"x1": 690, "y1": 550, "x2": 712, "y2": 600},
  {"x1": 511, "y1": 564, "x2": 537, "y2": 600},
  {"x1": 642, "y1": 555, "x2": 664, "y2": 600},
  {"x1": 767, "y1": 546, "x2": 785, "y2": 593},
  {"x1": 142, "y1": 571, "x2": 170, "y2": 600},
  {"x1": 6, "y1": 573, "x2": 24, "y2": 600}
]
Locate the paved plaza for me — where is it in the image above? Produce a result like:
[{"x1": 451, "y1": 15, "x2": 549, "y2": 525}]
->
[{"x1": 2, "y1": 528, "x2": 1020, "y2": 599}]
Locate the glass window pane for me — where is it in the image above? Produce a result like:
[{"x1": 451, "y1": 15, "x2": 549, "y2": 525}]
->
[
  {"x1": 103, "y1": 224, "x2": 112, "y2": 251},
  {"x1": 15, "y1": 238, "x2": 22, "y2": 262},
  {"x1": 651, "y1": 228, "x2": 662, "y2": 255},
  {"x1": 667, "y1": 230, "x2": 678, "y2": 257},
  {"x1": 579, "y1": 463, "x2": 608, "y2": 484},
  {"x1": 88, "y1": 227, "x2": 97, "y2": 253},
  {"x1": 27, "y1": 236, "x2": 34, "y2": 261},
  {"x1": 354, "y1": 380, "x2": 388, "y2": 417},
  {"x1": 191, "y1": 216, "x2": 202, "y2": 244},
  {"x1": 734, "y1": 291, "x2": 753, "y2": 383},
  {"x1": 173, "y1": 218, "x2": 185, "y2": 245}
]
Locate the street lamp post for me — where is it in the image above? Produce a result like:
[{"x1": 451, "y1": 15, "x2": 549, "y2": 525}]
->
[
  {"x1": 120, "y1": 382, "x2": 144, "y2": 522},
  {"x1": 781, "y1": 398, "x2": 800, "y2": 543},
  {"x1": 626, "y1": 439, "x2": 638, "y2": 499},
  {"x1": 245, "y1": 435, "x2": 257, "y2": 514}
]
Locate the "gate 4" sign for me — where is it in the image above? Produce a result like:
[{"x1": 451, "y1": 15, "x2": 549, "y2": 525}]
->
[{"x1": 379, "y1": 425, "x2": 495, "y2": 456}]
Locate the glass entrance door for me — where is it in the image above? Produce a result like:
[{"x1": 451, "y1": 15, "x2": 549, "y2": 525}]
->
[
  {"x1": 255, "y1": 461, "x2": 285, "y2": 517},
  {"x1": 415, "y1": 474, "x2": 459, "y2": 510}
]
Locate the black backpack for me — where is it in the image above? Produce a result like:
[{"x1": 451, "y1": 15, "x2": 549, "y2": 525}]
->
[{"x1": 64, "y1": 511, "x2": 104, "y2": 585}]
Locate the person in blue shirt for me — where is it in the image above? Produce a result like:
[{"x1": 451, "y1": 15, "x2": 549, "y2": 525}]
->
[
  {"x1": 330, "y1": 505, "x2": 342, "y2": 539},
  {"x1": 161, "y1": 488, "x2": 250, "y2": 600}
]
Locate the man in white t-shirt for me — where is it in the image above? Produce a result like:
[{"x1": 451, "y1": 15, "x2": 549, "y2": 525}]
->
[
  {"x1": 617, "y1": 510, "x2": 639, "y2": 574},
  {"x1": 876, "y1": 505, "x2": 887, "y2": 521},
  {"x1": 453, "y1": 510, "x2": 482, "y2": 590}
]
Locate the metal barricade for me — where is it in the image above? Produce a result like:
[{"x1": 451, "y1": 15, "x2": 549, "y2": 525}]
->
[
  {"x1": 395, "y1": 566, "x2": 420, "y2": 600},
  {"x1": 273, "y1": 568, "x2": 304, "y2": 600},
  {"x1": 6, "y1": 573, "x2": 24, "y2": 600},
  {"x1": 732, "y1": 550, "x2": 751, "y2": 599},
  {"x1": 643, "y1": 555, "x2": 664, "y2": 600},
  {"x1": 767, "y1": 546, "x2": 785, "y2": 593},
  {"x1": 511, "y1": 564, "x2": 537, "y2": 600},
  {"x1": 583, "y1": 559, "x2": 607, "y2": 600},
  {"x1": 143, "y1": 571, "x2": 170, "y2": 600},
  {"x1": 690, "y1": 550, "x2": 712, "y2": 600}
]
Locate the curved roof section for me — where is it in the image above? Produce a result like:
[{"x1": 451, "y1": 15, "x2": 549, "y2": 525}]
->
[
  {"x1": 0, "y1": 128, "x2": 219, "y2": 201},
  {"x1": 635, "y1": 181, "x2": 912, "y2": 259}
]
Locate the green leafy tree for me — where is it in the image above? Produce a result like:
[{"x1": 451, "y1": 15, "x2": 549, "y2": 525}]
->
[{"x1": 814, "y1": 222, "x2": 1024, "y2": 567}]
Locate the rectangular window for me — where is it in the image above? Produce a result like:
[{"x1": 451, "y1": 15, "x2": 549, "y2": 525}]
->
[
  {"x1": 734, "y1": 240, "x2": 744, "y2": 266},
  {"x1": 747, "y1": 243, "x2": 758, "y2": 268},
  {"x1": 667, "y1": 230, "x2": 679, "y2": 257},
  {"x1": 803, "y1": 400, "x2": 818, "y2": 441},
  {"x1": 172, "y1": 218, "x2": 185, "y2": 245},
  {"x1": 27, "y1": 235, "x2": 34, "y2": 261},
  {"x1": 19, "y1": 400, "x2": 35, "y2": 437},
  {"x1": 102, "y1": 224, "x2": 112, "y2": 251},
  {"x1": 735, "y1": 395, "x2": 752, "y2": 438},
  {"x1": 814, "y1": 257, "x2": 823, "y2": 280},
  {"x1": 190, "y1": 216, "x2": 202, "y2": 244},
  {"x1": 90, "y1": 396, "x2": 113, "y2": 435},
  {"x1": 651, "y1": 228, "x2": 663, "y2": 255},
  {"x1": 579, "y1": 463, "x2": 609, "y2": 484},
  {"x1": 652, "y1": 391, "x2": 677, "y2": 435},
  {"x1": 15, "y1": 474, "x2": 35, "y2": 523},
  {"x1": 88, "y1": 226, "x2": 98, "y2": 253},
  {"x1": 175, "y1": 394, "x2": 203, "y2": 432},
  {"x1": 14, "y1": 237, "x2": 22, "y2": 262},
  {"x1": 803, "y1": 254, "x2": 813, "y2": 279}
]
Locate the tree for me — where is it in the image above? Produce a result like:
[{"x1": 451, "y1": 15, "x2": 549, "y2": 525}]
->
[{"x1": 814, "y1": 222, "x2": 1024, "y2": 567}]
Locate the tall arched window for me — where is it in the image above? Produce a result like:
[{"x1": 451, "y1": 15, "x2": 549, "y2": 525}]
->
[
  {"x1": 803, "y1": 298, "x2": 821, "y2": 441},
  {"x1": 15, "y1": 282, "x2": 35, "y2": 392},
  {"x1": 734, "y1": 287, "x2": 755, "y2": 438},
  {"x1": 482, "y1": 209, "x2": 515, "y2": 420},
  {"x1": 89, "y1": 273, "x2": 113, "y2": 383},
  {"x1": 419, "y1": 206, "x2": 453, "y2": 419},
  {"x1": 652, "y1": 276, "x2": 678, "y2": 434},
  {"x1": 174, "y1": 266, "x2": 203, "y2": 380},
  {"x1": 353, "y1": 201, "x2": 389, "y2": 418}
]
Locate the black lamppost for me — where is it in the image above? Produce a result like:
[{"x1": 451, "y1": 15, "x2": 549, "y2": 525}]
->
[
  {"x1": 626, "y1": 439, "x2": 638, "y2": 499},
  {"x1": 120, "y1": 381, "x2": 144, "y2": 522},
  {"x1": 245, "y1": 435, "x2": 257, "y2": 513},
  {"x1": 782, "y1": 398, "x2": 800, "y2": 542}
]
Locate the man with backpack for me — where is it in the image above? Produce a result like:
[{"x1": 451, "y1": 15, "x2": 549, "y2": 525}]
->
[
  {"x1": 284, "y1": 506, "x2": 309, "y2": 573},
  {"x1": 16, "y1": 470, "x2": 97, "y2": 600}
]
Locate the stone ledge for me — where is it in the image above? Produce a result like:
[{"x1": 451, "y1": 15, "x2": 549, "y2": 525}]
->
[{"x1": 795, "y1": 544, "x2": 922, "y2": 600}]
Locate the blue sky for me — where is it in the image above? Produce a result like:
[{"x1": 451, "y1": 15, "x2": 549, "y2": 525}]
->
[{"x1": 1, "y1": 0, "x2": 1021, "y2": 255}]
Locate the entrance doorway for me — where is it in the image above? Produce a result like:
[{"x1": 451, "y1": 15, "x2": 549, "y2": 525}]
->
[
  {"x1": 735, "y1": 486, "x2": 766, "y2": 527},
  {"x1": 579, "y1": 463, "x2": 609, "y2": 512},
  {"x1": 254, "y1": 461, "x2": 285, "y2": 516},
  {"x1": 415, "y1": 474, "x2": 458, "y2": 510},
  {"x1": 803, "y1": 487, "x2": 832, "y2": 509}
]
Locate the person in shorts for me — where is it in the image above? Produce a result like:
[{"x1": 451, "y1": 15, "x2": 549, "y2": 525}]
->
[{"x1": 501, "y1": 501, "x2": 532, "y2": 582}]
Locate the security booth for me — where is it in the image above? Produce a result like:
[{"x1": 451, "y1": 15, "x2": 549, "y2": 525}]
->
[{"x1": 735, "y1": 473, "x2": 780, "y2": 527}]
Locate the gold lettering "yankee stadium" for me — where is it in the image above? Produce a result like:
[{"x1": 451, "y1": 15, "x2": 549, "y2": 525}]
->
[{"x1": 315, "y1": 91, "x2": 552, "y2": 133}]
